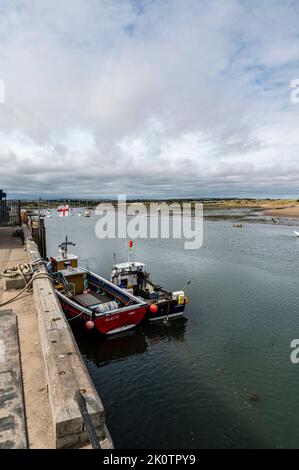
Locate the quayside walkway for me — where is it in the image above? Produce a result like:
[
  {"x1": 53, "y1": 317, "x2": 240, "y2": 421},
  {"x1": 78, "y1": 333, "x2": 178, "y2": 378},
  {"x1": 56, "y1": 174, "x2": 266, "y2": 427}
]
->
[
  {"x1": 0, "y1": 227, "x2": 54, "y2": 448},
  {"x1": 0, "y1": 227, "x2": 113, "y2": 449}
]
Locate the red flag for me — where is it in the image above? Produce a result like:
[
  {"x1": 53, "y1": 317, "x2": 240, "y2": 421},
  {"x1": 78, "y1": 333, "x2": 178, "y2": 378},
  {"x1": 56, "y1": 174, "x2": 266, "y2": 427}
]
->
[{"x1": 57, "y1": 204, "x2": 69, "y2": 217}]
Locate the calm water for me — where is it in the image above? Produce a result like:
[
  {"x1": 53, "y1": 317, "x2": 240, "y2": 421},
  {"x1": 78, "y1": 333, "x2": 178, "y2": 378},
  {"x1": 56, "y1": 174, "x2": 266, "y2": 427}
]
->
[{"x1": 46, "y1": 211, "x2": 299, "y2": 448}]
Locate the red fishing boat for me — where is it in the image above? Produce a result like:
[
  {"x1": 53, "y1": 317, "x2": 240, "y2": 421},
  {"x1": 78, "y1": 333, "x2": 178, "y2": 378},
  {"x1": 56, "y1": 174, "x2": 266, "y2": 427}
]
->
[{"x1": 49, "y1": 237, "x2": 147, "y2": 335}]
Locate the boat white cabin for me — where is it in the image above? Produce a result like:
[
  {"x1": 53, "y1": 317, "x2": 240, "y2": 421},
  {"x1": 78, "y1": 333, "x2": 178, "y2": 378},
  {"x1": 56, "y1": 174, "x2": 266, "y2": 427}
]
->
[
  {"x1": 110, "y1": 260, "x2": 187, "y2": 321},
  {"x1": 110, "y1": 261, "x2": 145, "y2": 290}
]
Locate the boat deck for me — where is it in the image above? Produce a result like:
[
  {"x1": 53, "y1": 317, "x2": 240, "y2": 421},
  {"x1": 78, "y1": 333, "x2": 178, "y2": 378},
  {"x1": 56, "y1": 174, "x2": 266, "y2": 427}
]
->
[
  {"x1": 136, "y1": 281, "x2": 170, "y2": 301},
  {"x1": 73, "y1": 291, "x2": 113, "y2": 308}
]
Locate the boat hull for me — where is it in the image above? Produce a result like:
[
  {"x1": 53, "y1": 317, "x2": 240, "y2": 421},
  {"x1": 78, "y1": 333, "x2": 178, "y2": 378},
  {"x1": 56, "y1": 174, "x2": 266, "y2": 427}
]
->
[
  {"x1": 147, "y1": 299, "x2": 186, "y2": 321},
  {"x1": 59, "y1": 296, "x2": 147, "y2": 335}
]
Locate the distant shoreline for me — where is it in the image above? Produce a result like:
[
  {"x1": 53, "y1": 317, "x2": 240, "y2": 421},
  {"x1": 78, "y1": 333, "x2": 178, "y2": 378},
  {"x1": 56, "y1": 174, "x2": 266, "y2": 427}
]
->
[{"x1": 22, "y1": 198, "x2": 299, "y2": 222}]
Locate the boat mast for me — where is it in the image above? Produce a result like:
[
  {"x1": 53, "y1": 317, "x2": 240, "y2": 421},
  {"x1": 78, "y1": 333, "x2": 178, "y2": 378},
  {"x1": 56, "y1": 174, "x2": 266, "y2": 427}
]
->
[{"x1": 59, "y1": 236, "x2": 75, "y2": 258}]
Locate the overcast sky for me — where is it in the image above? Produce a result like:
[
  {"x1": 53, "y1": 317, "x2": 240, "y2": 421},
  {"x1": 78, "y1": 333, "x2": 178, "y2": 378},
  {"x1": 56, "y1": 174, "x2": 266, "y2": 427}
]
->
[{"x1": 0, "y1": 0, "x2": 299, "y2": 198}]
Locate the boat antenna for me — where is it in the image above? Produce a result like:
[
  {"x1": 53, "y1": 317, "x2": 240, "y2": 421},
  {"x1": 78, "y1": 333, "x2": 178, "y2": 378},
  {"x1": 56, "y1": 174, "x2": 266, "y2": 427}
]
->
[
  {"x1": 182, "y1": 280, "x2": 192, "y2": 290},
  {"x1": 113, "y1": 252, "x2": 116, "y2": 265},
  {"x1": 59, "y1": 235, "x2": 75, "y2": 258}
]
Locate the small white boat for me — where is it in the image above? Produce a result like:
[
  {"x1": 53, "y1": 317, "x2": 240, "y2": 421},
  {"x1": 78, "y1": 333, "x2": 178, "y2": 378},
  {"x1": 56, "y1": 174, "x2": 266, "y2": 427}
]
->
[
  {"x1": 294, "y1": 231, "x2": 299, "y2": 237},
  {"x1": 83, "y1": 209, "x2": 91, "y2": 217}
]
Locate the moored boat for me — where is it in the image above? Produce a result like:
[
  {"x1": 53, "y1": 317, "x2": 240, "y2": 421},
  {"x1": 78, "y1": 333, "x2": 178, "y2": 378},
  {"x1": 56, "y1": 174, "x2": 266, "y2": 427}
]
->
[
  {"x1": 83, "y1": 208, "x2": 91, "y2": 217},
  {"x1": 49, "y1": 238, "x2": 147, "y2": 335},
  {"x1": 110, "y1": 261, "x2": 188, "y2": 321}
]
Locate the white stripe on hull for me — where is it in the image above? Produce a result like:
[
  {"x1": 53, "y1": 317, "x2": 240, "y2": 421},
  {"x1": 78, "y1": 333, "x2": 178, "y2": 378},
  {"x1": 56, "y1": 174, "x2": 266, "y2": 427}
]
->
[
  {"x1": 106, "y1": 324, "x2": 137, "y2": 335},
  {"x1": 149, "y1": 312, "x2": 184, "y2": 322}
]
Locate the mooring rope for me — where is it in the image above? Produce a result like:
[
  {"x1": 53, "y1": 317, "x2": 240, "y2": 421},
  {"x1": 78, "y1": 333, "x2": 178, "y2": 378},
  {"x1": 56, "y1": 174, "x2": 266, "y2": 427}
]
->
[
  {"x1": 66, "y1": 310, "x2": 86, "y2": 321},
  {"x1": 0, "y1": 271, "x2": 53, "y2": 307}
]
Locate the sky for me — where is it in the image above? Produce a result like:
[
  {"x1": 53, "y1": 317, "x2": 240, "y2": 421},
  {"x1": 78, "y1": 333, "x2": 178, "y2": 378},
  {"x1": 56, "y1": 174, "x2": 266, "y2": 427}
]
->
[{"x1": 0, "y1": 0, "x2": 299, "y2": 199}]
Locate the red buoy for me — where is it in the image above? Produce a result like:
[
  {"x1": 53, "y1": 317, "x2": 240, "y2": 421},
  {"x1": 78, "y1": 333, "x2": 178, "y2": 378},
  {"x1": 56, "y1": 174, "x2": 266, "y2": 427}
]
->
[
  {"x1": 128, "y1": 240, "x2": 133, "y2": 248},
  {"x1": 85, "y1": 320, "x2": 95, "y2": 330},
  {"x1": 149, "y1": 304, "x2": 158, "y2": 314}
]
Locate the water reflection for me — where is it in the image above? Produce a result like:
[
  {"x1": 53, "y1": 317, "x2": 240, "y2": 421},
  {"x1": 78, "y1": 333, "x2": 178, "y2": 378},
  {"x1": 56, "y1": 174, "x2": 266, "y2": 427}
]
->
[
  {"x1": 75, "y1": 329, "x2": 147, "y2": 366},
  {"x1": 72, "y1": 317, "x2": 187, "y2": 368},
  {"x1": 143, "y1": 317, "x2": 187, "y2": 344}
]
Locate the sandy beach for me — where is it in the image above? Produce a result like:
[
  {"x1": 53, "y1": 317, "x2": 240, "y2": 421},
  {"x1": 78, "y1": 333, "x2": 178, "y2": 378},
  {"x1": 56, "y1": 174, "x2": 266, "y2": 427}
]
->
[{"x1": 262, "y1": 206, "x2": 299, "y2": 218}]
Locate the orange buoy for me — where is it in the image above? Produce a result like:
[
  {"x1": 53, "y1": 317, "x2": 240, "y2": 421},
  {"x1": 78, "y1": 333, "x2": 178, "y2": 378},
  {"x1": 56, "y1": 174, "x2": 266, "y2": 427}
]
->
[
  {"x1": 150, "y1": 304, "x2": 158, "y2": 314},
  {"x1": 85, "y1": 320, "x2": 95, "y2": 330}
]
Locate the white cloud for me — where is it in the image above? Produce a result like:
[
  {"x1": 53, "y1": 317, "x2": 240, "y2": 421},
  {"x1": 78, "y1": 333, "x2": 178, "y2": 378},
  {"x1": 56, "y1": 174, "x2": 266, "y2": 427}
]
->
[{"x1": 0, "y1": 0, "x2": 299, "y2": 198}]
